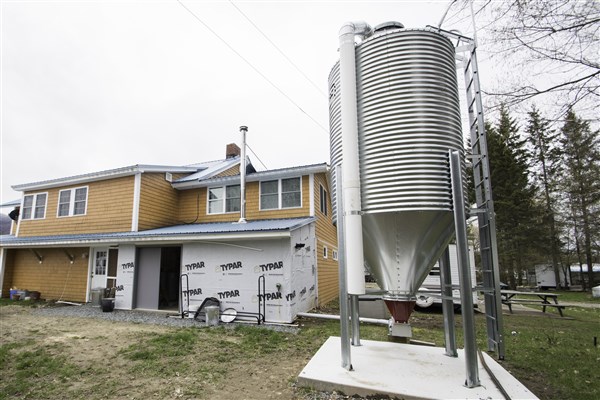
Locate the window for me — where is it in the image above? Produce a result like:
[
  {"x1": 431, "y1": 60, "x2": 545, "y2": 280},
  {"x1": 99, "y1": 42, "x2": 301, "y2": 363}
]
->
[
  {"x1": 332, "y1": 250, "x2": 338, "y2": 261},
  {"x1": 208, "y1": 185, "x2": 240, "y2": 214},
  {"x1": 282, "y1": 178, "x2": 301, "y2": 208},
  {"x1": 260, "y1": 180, "x2": 279, "y2": 210},
  {"x1": 95, "y1": 250, "x2": 107, "y2": 275},
  {"x1": 319, "y1": 185, "x2": 328, "y2": 215},
  {"x1": 21, "y1": 193, "x2": 47, "y2": 220},
  {"x1": 323, "y1": 246, "x2": 328, "y2": 259},
  {"x1": 57, "y1": 187, "x2": 88, "y2": 217},
  {"x1": 260, "y1": 177, "x2": 301, "y2": 210}
]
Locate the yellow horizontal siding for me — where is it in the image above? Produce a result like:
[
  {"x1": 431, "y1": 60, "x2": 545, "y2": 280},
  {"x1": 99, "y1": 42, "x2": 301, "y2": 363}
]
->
[
  {"x1": 17, "y1": 176, "x2": 135, "y2": 237},
  {"x1": 314, "y1": 172, "x2": 339, "y2": 305},
  {"x1": 138, "y1": 173, "x2": 180, "y2": 231},
  {"x1": 1, "y1": 250, "x2": 16, "y2": 297},
  {"x1": 215, "y1": 164, "x2": 240, "y2": 178},
  {"x1": 3, "y1": 248, "x2": 88, "y2": 302}
]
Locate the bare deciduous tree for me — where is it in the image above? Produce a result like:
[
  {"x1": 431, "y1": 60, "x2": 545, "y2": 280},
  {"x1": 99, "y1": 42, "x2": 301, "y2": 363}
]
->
[
  {"x1": 446, "y1": 0, "x2": 599, "y2": 119},
  {"x1": 487, "y1": 0, "x2": 599, "y2": 116}
]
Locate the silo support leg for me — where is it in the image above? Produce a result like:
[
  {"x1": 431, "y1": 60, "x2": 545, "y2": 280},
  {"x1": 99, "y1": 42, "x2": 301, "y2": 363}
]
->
[
  {"x1": 440, "y1": 247, "x2": 457, "y2": 357},
  {"x1": 351, "y1": 295, "x2": 361, "y2": 346},
  {"x1": 450, "y1": 150, "x2": 480, "y2": 388}
]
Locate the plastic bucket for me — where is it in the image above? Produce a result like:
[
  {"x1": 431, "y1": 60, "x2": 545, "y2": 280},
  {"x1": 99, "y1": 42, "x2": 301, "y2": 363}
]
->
[
  {"x1": 101, "y1": 298, "x2": 115, "y2": 312},
  {"x1": 91, "y1": 288, "x2": 104, "y2": 307},
  {"x1": 205, "y1": 306, "x2": 220, "y2": 326}
]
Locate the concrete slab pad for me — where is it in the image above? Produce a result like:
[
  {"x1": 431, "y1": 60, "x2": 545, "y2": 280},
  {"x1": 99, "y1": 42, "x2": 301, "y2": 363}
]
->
[{"x1": 298, "y1": 337, "x2": 538, "y2": 399}]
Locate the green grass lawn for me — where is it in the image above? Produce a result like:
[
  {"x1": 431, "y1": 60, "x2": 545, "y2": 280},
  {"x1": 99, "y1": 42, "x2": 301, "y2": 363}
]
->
[
  {"x1": 497, "y1": 306, "x2": 599, "y2": 400},
  {"x1": 1, "y1": 297, "x2": 598, "y2": 399},
  {"x1": 553, "y1": 290, "x2": 600, "y2": 303}
]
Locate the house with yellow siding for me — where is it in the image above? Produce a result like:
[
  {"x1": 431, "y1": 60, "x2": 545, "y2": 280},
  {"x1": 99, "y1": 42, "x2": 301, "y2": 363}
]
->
[{"x1": 0, "y1": 144, "x2": 339, "y2": 323}]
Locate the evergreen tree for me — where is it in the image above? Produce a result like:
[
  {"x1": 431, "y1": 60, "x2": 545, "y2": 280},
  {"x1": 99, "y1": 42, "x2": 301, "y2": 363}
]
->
[
  {"x1": 525, "y1": 106, "x2": 563, "y2": 287},
  {"x1": 560, "y1": 110, "x2": 600, "y2": 287},
  {"x1": 487, "y1": 106, "x2": 541, "y2": 287}
]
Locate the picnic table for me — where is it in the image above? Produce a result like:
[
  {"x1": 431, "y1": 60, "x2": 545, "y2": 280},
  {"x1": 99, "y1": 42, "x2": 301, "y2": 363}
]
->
[{"x1": 501, "y1": 290, "x2": 565, "y2": 317}]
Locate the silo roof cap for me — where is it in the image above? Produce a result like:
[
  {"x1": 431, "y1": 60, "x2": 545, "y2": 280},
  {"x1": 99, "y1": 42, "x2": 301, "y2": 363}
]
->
[{"x1": 373, "y1": 21, "x2": 405, "y2": 32}]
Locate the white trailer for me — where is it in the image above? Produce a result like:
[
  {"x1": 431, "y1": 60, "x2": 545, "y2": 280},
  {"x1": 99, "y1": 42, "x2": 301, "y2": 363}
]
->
[
  {"x1": 535, "y1": 264, "x2": 570, "y2": 289},
  {"x1": 416, "y1": 244, "x2": 478, "y2": 309}
]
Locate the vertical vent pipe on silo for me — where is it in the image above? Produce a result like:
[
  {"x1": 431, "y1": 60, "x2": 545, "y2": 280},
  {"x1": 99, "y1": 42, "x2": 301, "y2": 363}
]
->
[{"x1": 338, "y1": 21, "x2": 373, "y2": 296}]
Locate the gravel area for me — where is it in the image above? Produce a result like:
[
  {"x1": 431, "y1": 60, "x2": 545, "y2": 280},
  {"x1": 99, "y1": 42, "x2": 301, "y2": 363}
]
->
[{"x1": 33, "y1": 302, "x2": 300, "y2": 333}]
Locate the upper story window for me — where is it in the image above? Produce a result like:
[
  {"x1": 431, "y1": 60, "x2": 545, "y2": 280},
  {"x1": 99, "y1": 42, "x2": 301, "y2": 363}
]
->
[
  {"x1": 319, "y1": 184, "x2": 328, "y2": 216},
  {"x1": 208, "y1": 185, "x2": 240, "y2": 214},
  {"x1": 260, "y1": 177, "x2": 302, "y2": 210},
  {"x1": 21, "y1": 193, "x2": 47, "y2": 220},
  {"x1": 58, "y1": 187, "x2": 88, "y2": 217}
]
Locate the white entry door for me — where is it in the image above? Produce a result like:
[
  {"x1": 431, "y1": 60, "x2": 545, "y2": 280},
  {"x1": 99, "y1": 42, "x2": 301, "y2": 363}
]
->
[{"x1": 91, "y1": 248, "x2": 108, "y2": 289}]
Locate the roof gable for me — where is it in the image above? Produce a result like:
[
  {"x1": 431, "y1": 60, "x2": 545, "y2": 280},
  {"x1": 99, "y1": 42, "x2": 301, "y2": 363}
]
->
[{"x1": 175, "y1": 157, "x2": 242, "y2": 183}]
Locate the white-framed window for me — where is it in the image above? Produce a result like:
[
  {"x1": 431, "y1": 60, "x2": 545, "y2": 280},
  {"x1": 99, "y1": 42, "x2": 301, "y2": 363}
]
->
[
  {"x1": 95, "y1": 250, "x2": 107, "y2": 275},
  {"x1": 21, "y1": 193, "x2": 48, "y2": 220},
  {"x1": 332, "y1": 250, "x2": 338, "y2": 261},
  {"x1": 57, "y1": 187, "x2": 88, "y2": 217},
  {"x1": 323, "y1": 246, "x2": 328, "y2": 259},
  {"x1": 208, "y1": 185, "x2": 240, "y2": 214},
  {"x1": 319, "y1": 184, "x2": 328, "y2": 216},
  {"x1": 260, "y1": 177, "x2": 302, "y2": 210}
]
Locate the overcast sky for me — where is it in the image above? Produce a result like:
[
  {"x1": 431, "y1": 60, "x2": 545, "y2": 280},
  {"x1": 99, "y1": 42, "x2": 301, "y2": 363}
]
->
[{"x1": 1, "y1": 0, "x2": 481, "y2": 206}]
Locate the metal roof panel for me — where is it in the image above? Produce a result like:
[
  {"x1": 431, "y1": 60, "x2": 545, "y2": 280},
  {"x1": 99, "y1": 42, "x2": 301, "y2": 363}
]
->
[{"x1": 0, "y1": 217, "x2": 315, "y2": 247}]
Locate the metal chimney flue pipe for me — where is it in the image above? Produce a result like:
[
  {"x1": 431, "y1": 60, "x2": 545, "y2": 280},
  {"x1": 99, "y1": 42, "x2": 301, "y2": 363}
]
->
[
  {"x1": 238, "y1": 126, "x2": 248, "y2": 223},
  {"x1": 338, "y1": 21, "x2": 372, "y2": 295}
]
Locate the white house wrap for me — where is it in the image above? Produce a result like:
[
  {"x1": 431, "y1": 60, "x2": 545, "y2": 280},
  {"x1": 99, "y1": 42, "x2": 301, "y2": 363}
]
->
[{"x1": 180, "y1": 223, "x2": 317, "y2": 324}]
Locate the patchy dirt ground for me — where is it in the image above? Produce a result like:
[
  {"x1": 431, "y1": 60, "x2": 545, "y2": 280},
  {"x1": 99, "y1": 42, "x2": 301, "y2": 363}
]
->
[{"x1": 0, "y1": 304, "x2": 353, "y2": 400}]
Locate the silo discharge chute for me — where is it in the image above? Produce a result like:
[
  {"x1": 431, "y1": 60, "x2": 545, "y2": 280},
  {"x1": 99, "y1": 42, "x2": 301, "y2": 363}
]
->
[{"x1": 329, "y1": 22, "x2": 464, "y2": 325}]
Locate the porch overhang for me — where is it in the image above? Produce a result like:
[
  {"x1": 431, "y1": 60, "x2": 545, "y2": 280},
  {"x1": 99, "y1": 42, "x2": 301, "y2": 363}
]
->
[{"x1": 0, "y1": 217, "x2": 314, "y2": 248}]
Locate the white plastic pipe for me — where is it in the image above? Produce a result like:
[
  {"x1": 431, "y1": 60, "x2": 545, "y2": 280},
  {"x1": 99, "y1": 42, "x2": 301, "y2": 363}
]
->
[
  {"x1": 238, "y1": 126, "x2": 248, "y2": 223},
  {"x1": 296, "y1": 312, "x2": 388, "y2": 326},
  {"x1": 338, "y1": 22, "x2": 372, "y2": 295}
]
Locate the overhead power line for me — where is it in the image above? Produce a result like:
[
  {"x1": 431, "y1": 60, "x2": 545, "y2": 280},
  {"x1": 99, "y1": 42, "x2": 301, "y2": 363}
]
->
[
  {"x1": 228, "y1": 0, "x2": 327, "y2": 98},
  {"x1": 176, "y1": 0, "x2": 328, "y2": 133}
]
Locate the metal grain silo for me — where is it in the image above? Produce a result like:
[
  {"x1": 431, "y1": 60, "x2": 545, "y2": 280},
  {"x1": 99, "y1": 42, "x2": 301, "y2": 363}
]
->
[{"x1": 330, "y1": 22, "x2": 464, "y2": 320}]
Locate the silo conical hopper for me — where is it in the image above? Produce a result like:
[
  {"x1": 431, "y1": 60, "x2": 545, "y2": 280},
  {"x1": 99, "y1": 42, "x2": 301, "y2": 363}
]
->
[{"x1": 329, "y1": 23, "x2": 464, "y2": 322}]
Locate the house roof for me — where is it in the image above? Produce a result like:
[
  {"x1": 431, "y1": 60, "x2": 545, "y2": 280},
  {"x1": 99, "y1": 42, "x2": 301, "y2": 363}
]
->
[
  {"x1": 0, "y1": 199, "x2": 21, "y2": 208},
  {"x1": 10, "y1": 156, "x2": 254, "y2": 192},
  {"x1": 10, "y1": 149, "x2": 328, "y2": 193},
  {"x1": 174, "y1": 156, "x2": 243, "y2": 183},
  {"x1": 12, "y1": 164, "x2": 200, "y2": 192},
  {"x1": 172, "y1": 163, "x2": 329, "y2": 189},
  {"x1": 0, "y1": 217, "x2": 315, "y2": 248}
]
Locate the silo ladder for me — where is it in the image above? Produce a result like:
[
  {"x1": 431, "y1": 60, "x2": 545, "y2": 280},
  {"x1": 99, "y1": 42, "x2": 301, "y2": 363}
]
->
[{"x1": 429, "y1": 25, "x2": 506, "y2": 360}]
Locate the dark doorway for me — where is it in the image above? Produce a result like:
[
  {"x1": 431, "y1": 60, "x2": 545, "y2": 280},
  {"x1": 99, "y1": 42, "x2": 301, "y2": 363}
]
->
[{"x1": 159, "y1": 247, "x2": 181, "y2": 310}]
